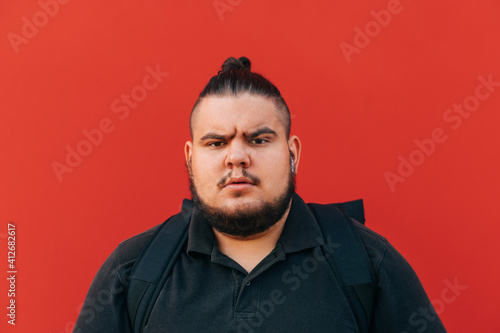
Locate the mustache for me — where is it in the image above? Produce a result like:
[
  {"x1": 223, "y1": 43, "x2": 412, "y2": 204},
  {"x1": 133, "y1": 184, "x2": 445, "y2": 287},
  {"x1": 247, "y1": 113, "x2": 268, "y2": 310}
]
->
[{"x1": 217, "y1": 170, "x2": 261, "y2": 188}]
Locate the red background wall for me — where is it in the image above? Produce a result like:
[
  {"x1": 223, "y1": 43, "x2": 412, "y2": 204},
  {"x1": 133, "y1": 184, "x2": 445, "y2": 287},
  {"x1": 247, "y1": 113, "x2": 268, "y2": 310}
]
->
[{"x1": 1, "y1": 0, "x2": 499, "y2": 331}]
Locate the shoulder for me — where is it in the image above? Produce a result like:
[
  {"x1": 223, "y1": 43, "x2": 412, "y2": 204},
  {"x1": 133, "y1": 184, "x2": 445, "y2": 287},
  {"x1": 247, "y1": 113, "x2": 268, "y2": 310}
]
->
[
  {"x1": 352, "y1": 220, "x2": 388, "y2": 249},
  {"x1": 112, "y1": 206, "x2": 191, "y2": 268},
  {"x1": 75, "y1": 215, "x2": 184, "y2": 332},
  {"x1": 111, "y1": 222, "x2": 165, "y2": 270},
  {"x1": 81, "y1": 221, "x2": 168, "y2": 300},
  {"x1": 351, "y1": 220, "x2": 395, "y2": 274},
  {"x1": 352, "y1": 220, "x2": 419, "y2": 281}
]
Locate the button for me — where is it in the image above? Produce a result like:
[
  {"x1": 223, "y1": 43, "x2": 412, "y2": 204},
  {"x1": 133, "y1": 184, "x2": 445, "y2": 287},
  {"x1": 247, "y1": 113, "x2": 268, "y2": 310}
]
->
[{"x1": 246, "y1": 281, "x2": 251, "y2": 286}]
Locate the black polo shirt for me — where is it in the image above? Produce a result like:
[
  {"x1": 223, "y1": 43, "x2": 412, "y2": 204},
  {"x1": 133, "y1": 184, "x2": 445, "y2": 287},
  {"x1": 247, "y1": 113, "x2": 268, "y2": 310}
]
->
[{"x1": 74, "y1": 193, "x2": 447, "y2": 333}]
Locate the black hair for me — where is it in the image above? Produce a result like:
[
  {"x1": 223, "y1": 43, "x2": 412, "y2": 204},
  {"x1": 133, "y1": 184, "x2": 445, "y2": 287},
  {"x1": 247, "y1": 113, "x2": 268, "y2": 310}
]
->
[{"x1": 189, "y1": 57, "x2": 291, "y2": 138}]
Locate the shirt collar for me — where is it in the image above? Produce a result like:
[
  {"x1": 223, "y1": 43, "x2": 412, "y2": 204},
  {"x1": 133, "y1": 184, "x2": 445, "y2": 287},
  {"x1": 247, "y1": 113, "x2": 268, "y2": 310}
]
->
[
  {"x1": 278, "y1": 192, "x2": 325, "y2": 253},
  {"x1": 186, "y1": 192, "x2": 324, "y2": 256},
  {"x1": 186, "y1": 206, "x2": 216, "y2": 256}
]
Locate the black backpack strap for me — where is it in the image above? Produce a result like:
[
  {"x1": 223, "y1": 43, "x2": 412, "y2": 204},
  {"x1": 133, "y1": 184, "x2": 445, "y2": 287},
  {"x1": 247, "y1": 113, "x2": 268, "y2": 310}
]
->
[
  {"x1": 336, "y1": 199, "x2": 365, "y2": 225},
  {"x1": 126, "y1": 200, "x2": 193, "y2": 333},
  {"x1": 307, "y1": 200, "x2": 377, "y2": 333}
]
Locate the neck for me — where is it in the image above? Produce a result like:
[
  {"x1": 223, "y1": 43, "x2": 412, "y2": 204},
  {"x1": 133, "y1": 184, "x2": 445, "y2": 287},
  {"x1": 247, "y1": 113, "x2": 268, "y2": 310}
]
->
[{"x1": 213, "y1": 201, "x2": 291, "y2": 273}]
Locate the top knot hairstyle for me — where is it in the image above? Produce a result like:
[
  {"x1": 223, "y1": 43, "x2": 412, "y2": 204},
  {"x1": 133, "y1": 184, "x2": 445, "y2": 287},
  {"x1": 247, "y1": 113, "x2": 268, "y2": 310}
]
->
[
  {"x1": 220, "y1": 56, "x2": 251, "y2": 72},
  {"x1": 190, "y1": 57, "x2": 291, "y2": 138}
]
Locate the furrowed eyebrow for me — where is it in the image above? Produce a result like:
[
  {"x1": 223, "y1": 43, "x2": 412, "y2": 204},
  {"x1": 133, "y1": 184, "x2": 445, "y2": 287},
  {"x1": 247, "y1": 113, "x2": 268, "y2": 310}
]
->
[
  {"x1": 199, "y1": 127, "x2": 277, "y2": 142},
  {"x1": 245, "y1": 127, "x2": 278, "y2": 139},
  {"x1": 199, "y1": 132, "x2": 233, "y2": 142}
]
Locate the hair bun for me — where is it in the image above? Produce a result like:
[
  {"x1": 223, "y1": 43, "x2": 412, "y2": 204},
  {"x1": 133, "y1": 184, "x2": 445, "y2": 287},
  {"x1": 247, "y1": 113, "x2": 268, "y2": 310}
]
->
[{"x1": 221, "y1": 56, "x2": 251, "y2": 72}]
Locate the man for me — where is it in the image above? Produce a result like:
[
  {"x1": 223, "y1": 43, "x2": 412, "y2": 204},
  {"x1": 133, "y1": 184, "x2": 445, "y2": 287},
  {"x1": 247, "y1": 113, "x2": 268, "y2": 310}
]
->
[{"x1": 74, "y1": 57, "x2": 447, "y2": 332}]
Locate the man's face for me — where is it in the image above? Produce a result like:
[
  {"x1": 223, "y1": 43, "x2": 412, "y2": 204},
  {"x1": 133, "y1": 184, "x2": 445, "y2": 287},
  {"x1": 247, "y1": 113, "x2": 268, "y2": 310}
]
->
[{"x1": 185, "y1": 93, "x2": 301, "y2": 237}]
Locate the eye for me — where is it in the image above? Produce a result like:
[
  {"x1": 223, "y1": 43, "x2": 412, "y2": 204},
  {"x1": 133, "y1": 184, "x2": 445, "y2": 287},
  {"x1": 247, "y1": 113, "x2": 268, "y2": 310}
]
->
[
  {"x1": 207, "y1": 141, "x2": 225, "y2": 148},
  {"x1": 250, "y1": 138, "x2": 269, "y2": 145}
]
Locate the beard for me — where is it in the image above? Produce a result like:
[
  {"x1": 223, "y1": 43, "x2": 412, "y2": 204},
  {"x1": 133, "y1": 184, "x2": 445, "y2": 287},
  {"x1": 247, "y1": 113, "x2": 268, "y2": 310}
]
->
[{"x1": 188, "y1": 163, "x2": 296, "y2": 238}]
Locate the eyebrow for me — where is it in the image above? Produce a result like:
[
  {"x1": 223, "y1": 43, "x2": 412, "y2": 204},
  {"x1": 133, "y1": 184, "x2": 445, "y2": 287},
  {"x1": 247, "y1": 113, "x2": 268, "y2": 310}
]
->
[
  {"x1": 199, "y1": 132, "x2": 232, "y2": 142},
  {"x1": 199, "y1": 127, "x2": 278, "y2": 143},
  {"x1": 245, "y1": 127, "x2": 278, "y2": 139}
]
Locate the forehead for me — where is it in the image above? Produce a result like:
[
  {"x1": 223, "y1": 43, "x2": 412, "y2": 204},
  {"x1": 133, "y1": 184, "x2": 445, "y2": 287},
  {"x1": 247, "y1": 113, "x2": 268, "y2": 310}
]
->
[{"x1": 191, "y1": 94, "x2": 285, "y2": 139}]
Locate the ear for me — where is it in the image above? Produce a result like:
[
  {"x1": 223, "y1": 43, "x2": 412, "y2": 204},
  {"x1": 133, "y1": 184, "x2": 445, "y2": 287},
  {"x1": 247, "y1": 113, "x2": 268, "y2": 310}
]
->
[
  {"x1": 184, "y1": 141, "x2": 193, "y2": 168},
  {"x1": 288, "y1": 135, "x2": 302, "y2": 174}
]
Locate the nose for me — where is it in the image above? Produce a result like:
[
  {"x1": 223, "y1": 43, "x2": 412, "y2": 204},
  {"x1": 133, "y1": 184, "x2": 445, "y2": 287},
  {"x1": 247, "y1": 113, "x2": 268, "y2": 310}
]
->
[{"x1": 225, "y1": 140, "x2": 251, "y2": 169}]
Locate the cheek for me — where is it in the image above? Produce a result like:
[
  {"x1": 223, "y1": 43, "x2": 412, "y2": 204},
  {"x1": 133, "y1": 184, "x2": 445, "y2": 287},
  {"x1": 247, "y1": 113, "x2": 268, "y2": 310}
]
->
[
  {"x1": 260, "y1": 157, "x2": 290, "y2": 185},
  {"x1": 192, "y1": 155, "x2": 222, "y2": 186}
]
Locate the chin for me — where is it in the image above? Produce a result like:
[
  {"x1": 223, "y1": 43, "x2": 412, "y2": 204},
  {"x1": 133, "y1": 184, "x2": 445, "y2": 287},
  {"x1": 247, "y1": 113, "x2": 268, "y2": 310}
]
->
[{"x1": 220, "y1": 198, "x2": 266, "y2": 212}]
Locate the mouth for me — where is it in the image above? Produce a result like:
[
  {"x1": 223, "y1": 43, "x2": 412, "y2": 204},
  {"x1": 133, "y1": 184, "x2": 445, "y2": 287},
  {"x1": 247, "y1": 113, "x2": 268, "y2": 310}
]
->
[
  {"x1": 217, "y1": 172, "x2": 261, "y2": 191},
  {"x1": 225, "y1": 177, "x2": 254, "y2": 186},
  {"x1": 223, "y1": 177, "x2": 255, "y2": 190}
]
